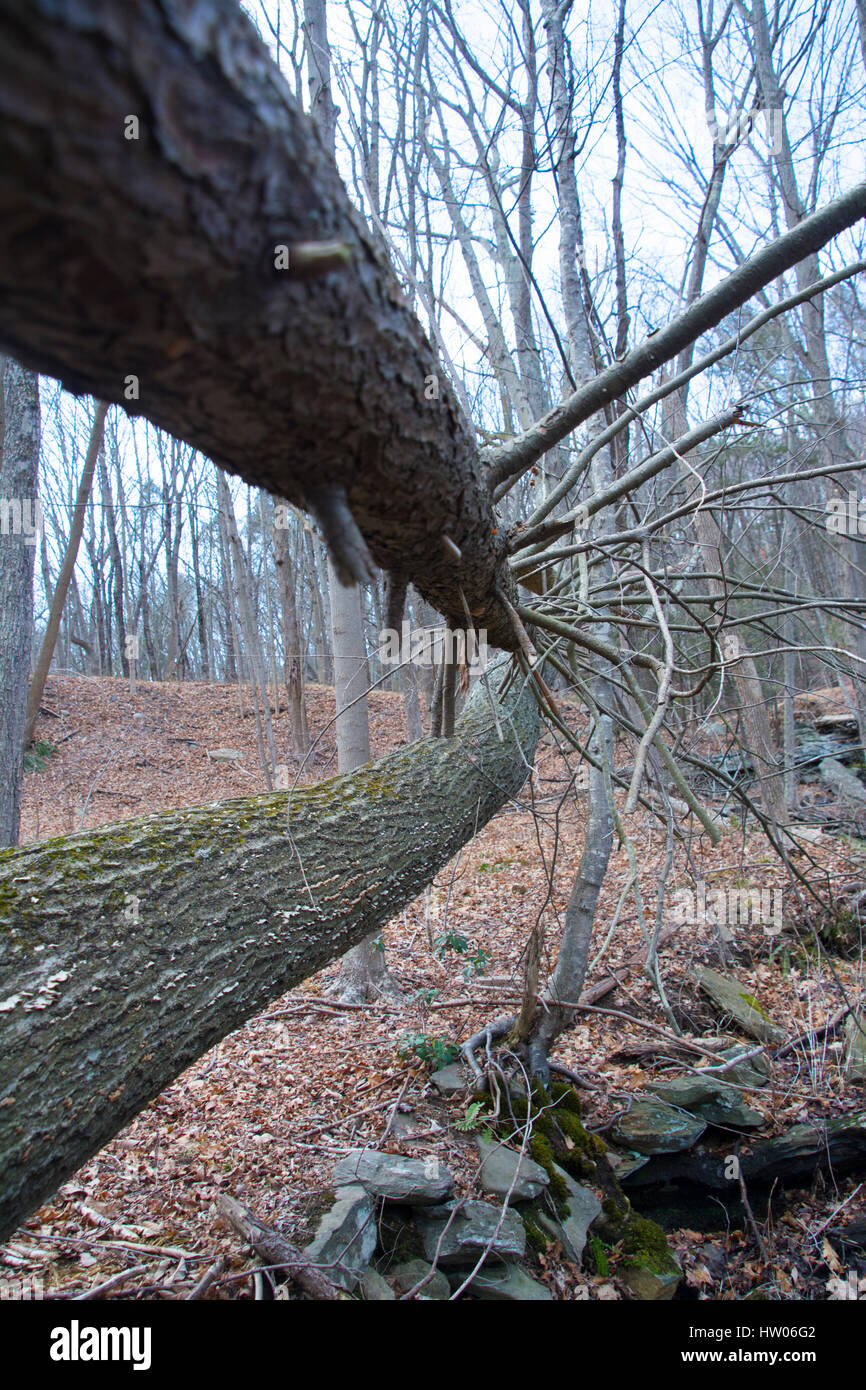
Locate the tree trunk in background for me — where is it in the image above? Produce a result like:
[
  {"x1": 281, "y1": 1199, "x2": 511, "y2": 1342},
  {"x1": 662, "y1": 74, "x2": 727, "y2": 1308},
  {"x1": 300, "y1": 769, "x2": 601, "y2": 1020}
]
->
[
  {"x1": 258, "y1": 493, "x2": 281, "y2": 715},
  {"x1": 216, "y1": 477, "x2": 243, "y2": 704},
  {"x1": 0, "y1": 359, "x2": 40, "y2": 847},
  {"x1": 189, "y1": 495, "x2": 210, "y2": 680},
  {"x1": 98, "y1": 429, "x2": 128, "y2": 677},
  {"x1": 305, "y1": 526, "x2": 331, "y2": 683},
  {"x1": 273, "y1": 508, "x2": 310, "y2": 755},
  {"x1": 217, "y1": 470, "x2": 276, "y2": 784},
  {"x1": 0, "y1": 657, "x2": 538, "y2": 1242},
  {"x1": 25, "y1": 401, "x2": 106, "y2": 746},
  {"x1": 328, "y1": 559, "x2": 397, "y2": 1002}
]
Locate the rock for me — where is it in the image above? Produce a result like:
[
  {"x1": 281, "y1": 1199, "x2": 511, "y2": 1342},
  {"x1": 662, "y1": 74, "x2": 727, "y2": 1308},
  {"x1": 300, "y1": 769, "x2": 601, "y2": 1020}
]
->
[
  {"x1": 698, "y1": 968, "x2": 784, "y2": 1044},
  {"x1": 786, "y1": 825, "x2": 824, "y2": 844},
  {"x1": 416, "y1": 1201, "x2": 526, "y2": 1267},
  {"x1": 359, "y1": 1269, "x2": 395, "y2": 1300},
  {"x1": 390, "y1": 1258, "x2": 450, "y2": 1300},
  {"x1": 619, "y1": 1213, "x2": 682, "y2": 1301},
  {"x1": 620, "y1": 1263, "x2": 681, "y2": 1301},
  {"x1": 606, "y1": 1149, "x2": 650, "y2": 1180},
  {"x1": 390, "y1": 1111, "x2": 429, "y2": 1139},
  {"x1": 333, "y1": 1149, "x2": 454, "y2": 1206},
  {"x1": 740, "y1": 1112, "x2": 866, "y2": 1184},
  {"x1": 819, "y1": 756, "x2": 866, "y2": 804},
  {"x1": 702, "y1": 721, "x2": 726, "y2": 738},
  {"x1": 610, "y1": 1098, "x2": 706, "y2": 1154},
  {"x1": 206, "y1": 747, "x2": 244, "y2": 762},
  {"x1": 830, "y1": 1217, "x2": 866, "y2": 1252},
  {"x1": 304, "y1": 1184, "x2": 377, "y2": 1290},
  {"x1": 535, "y1": 1165, "x2": 601, "y2": 1264},
  {"x1": 844, "y1": 1012, "x2": 866, "y2": 1083},
  {"x1": 449, "y1": 1263, "x2": 553, "y2": 1301},
  {"x1": 475, "y1": 1136, "x2": 549, "y2": 1203},
  {"x1": 701, "y1": 1045, "x2": 770, "y2": 1088},
  {"x1": 648, "y1": 1075, "x2": 764, "y2": 1130},
  {"x1": 622, "y1": 1111, "x2": 866, "y2": 1192},
  {"x1": 430, "y1": 1063, "x2": 466, "y2": 1095}
]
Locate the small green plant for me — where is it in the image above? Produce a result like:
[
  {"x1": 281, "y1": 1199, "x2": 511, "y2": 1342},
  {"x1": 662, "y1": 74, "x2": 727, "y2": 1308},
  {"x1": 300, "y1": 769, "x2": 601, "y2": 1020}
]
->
[
  {"x1": 398, "y1": 1031, "x2": 459, "y2": 1068},
  {"x1": 454, "y1": 1101, "x2": 483, "y2": 1132},
  {"x1": 590, "y1": 1234, "x2": 610, "y2": 1277},
  {"x1": 462, "y1": 946, "x2": 490, "y2": 980},
  {"x1": 434, "y1": 928, "x2": 470, "y2": 957},
  {"x1": 24, "y1": 739, "x2": 57, "y2": 772},
  {"x1": 411, "y1": 987, "x2": 439, "y2": 1006}
]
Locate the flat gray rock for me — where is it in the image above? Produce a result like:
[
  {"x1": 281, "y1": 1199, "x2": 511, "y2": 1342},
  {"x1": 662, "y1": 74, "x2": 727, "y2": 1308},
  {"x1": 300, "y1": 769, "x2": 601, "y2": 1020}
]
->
[
  {"x1": 698, "y1": 968, "x2": 784, "y2": 1044},
  {"x1": 648, "y1": 1075, "x2": 764, "y2": 1130},
  {"x1": 610, "y1": 1099, "x2": 706, "y2": 1155},
  {"x1": 844, "y1": 1012, "x2": 866, "y2": 1083},
  {"x1": 304, "y1": 1184, "x2": 377, "y2": 1291},
  {"x1": 820, "y1": 756, "x2": 866, "y2": 804},
  {"x1": 430, "y1": 1063, "x2": 466, "y2": 1095},
  {"x1": 390, "y1": 1111, "x2": 429, "y2": 1139},
  {"x1": 359, "y1": 1269, "x2": 395, "y2": 1300},
  {"x1": 391, "y1": 1259, "x2": 450, "y2": 1300},
  {"x1": 449, "y1": 1263, "x2": 553, "y2": 1300},
  {"x1": 475, "y1": 1135, "x2": 549, "y2": 1203},
  {"x1": 416, "y1": 1201, "x2": 526, "y2": 1267},
  {"x1": 540, "y1": 1164, "x2": 602, "y2": 1264},
  {"x1": 620, "y1": 1261, "x2": 682, "y2": 1301},
  {"x1": 333, "y1": 1149, "x2": 454, "y2": 1205},
  {"x1": 702, "y1": 1045, "x2": 770, "y2": 1088}
]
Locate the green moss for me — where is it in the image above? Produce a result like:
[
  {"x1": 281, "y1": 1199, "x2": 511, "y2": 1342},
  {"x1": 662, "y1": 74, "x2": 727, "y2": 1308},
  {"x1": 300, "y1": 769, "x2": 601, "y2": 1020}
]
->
[
  {"x1": 530, "y1": 1081, "x2": 552, "y2": 1109},
  {"x1": 521, "y1": 1216, "x2": 552, "y2": 1255},
  {"x1": 529, "y1": 1131, "x2": 555, "y2": 1171},
  {"x1": 738, "y1": 990, "x2": 772, "y2": 1021},
  {"x1": 549, "y1": 1080, "x2": 582, "y2": 1116},
  {"x1": 620, "y1": 1213, "x2": 679, "y2": 1277}
]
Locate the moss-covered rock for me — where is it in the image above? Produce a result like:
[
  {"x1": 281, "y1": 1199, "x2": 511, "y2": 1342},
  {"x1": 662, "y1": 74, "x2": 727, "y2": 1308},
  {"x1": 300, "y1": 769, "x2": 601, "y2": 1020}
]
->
[{"x1": 618, "y1": 1212, "x2": 682, "y2": 1301}]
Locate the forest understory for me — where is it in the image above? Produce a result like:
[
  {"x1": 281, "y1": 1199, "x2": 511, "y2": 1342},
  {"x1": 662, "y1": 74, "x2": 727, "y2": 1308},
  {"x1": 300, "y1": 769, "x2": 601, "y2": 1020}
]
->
[{"x1": 2, "y1": 674, "x2": 863, "y2": 1302}]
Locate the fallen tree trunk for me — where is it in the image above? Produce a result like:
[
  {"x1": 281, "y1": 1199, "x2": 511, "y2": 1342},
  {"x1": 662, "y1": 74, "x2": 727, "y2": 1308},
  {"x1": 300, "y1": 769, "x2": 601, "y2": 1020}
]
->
[
  {"x1": 0, "y1": 0, "x2": 514, "y2": 647},
  {"x1": 0, "y1": 660, "x2": 538, "y2": 1243}
]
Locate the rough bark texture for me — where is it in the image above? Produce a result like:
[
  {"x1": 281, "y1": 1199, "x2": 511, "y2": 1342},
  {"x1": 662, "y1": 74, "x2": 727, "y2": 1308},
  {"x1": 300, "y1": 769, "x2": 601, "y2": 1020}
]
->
[
  {"x1": 0, "y1": 0, "x2": 515, "y2": 649},
  {"x1": 0, "y1": 659, "x2": 538, "y2": 1243}
]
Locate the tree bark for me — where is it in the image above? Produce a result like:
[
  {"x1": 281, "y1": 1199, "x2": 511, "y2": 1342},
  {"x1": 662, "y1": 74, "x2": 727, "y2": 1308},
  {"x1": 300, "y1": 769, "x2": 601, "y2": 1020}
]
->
[
  {"x1": 0, "y1": 359, "x2": 40, "y2": 847},
  {"x1": 272, "y1": 510, "x2": 309, "y2": 755},
  {"x1": 0, "y1": 658, "x2": 538, "y2": 1243},
  {"x1": 327, "y1": 557, "x2": 394, "y2": 1003},
  {"x1": 0, "y1": 0, "x2": 516, "y2": 650}
]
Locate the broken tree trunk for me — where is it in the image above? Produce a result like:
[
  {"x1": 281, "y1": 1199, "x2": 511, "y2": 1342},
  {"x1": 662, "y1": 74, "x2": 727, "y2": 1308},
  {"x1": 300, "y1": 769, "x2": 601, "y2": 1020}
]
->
[
  {"x1": 0, "y1": 0, "x2": 515, "y2": 649},
  {"x1": 0, "y1": 659, "x2": 538, "y2": 1243}
]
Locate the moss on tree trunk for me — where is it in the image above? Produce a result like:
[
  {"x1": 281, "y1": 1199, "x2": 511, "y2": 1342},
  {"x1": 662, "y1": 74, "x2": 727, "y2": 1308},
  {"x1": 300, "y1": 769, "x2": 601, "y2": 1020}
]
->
[{"x1": 0, "y1": 660, "x2": 538, "y2": 1242}]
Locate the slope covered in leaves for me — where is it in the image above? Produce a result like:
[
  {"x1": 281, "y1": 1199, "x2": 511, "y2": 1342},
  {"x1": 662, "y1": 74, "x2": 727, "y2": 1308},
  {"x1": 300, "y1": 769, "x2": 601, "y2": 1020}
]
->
[{"x1": 2, "y1": 675, "x2": 863, "y2": 1301}]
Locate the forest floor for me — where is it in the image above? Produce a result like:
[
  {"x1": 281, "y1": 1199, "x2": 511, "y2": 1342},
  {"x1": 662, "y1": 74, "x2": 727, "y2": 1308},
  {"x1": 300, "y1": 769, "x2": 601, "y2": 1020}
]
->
[{"x1": 2, "y1": 673, "x2": 864, "y2": 1301}]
